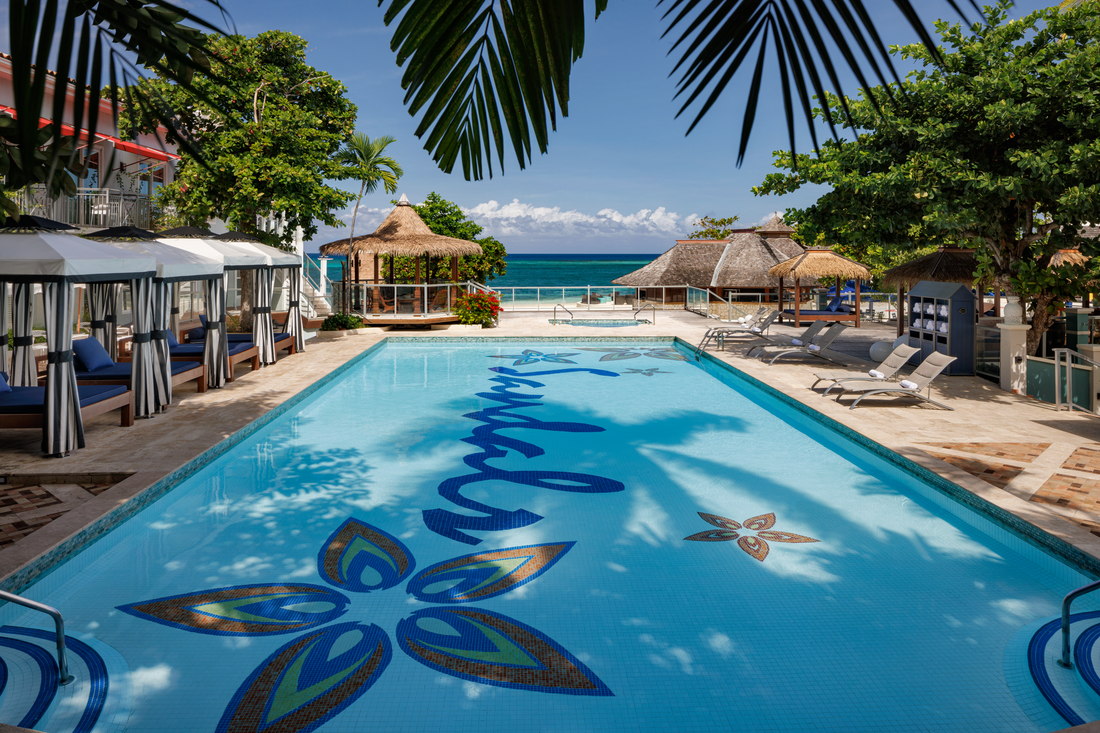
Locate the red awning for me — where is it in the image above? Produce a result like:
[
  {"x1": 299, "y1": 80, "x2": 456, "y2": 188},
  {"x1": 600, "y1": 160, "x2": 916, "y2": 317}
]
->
[{"x1": 0, "y1": 104, "x2": 180, "y2": 162}]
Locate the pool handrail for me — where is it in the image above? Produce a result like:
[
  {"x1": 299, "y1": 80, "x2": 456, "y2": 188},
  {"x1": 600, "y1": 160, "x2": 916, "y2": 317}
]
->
[
  {"x1": 552, "y1": 304, "x2": 574, "y2": 324},
  {"x1": 633, "y1": 303, "x2": 656, "y2": 323},
  {"x1": 0, "y1": 589, "x2": 75, "y2": 684},
  {"x1": 1057, "y1": 578, "x2": 1100, "y2": 669}
]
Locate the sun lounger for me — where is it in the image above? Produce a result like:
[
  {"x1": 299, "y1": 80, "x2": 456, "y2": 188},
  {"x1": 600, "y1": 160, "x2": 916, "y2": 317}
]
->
[
  {"x1": 834, "y1": 351, "x2": 957, "y2": 410},
  {"x1": 198, "y1": 317, "x2": 296, "y2": 356},
  {"x1": 167, "y1": 332, "x2": 259, "y2": 382},
  {"x1": 695, "y1": 310, "x2": 778, "y2": 357},
  {"x1": 0, "y1": 376, "x2": 134, "y2": 429},
  {"x1": 745, "y1": 320, "x2": 827, "y2": 358},
  {"x1": 812, "y1": 343, "x2": 921, "y2": 395},
  {"x1": 750, "y1": 322, "x2": 848, "y2": 365}
]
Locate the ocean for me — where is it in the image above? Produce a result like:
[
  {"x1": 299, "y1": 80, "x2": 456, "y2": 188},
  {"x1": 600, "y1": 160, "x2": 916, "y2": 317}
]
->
[{"x1": 307, "y1": 253, "x2": 658, "y2": 288}]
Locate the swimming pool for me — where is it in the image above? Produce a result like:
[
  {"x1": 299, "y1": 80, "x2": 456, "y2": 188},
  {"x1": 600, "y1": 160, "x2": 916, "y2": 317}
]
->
[
  {"x1": 548, "y1": 319, "x2": 650, "y2": 326},
  {"x1": 0, "y1": 339, "x2": 1093, "y2": 732}
]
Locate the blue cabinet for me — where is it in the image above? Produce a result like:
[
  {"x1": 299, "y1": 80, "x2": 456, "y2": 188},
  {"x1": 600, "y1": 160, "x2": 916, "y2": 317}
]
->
[{"x1": 907, "y1": 281, "x2": 975, "y2": 375}]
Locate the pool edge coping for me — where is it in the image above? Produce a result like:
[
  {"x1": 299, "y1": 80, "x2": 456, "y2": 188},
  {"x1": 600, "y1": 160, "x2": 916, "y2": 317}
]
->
[{"x1": 2, "y1": 333, "x2": 1097, "y2": 595}]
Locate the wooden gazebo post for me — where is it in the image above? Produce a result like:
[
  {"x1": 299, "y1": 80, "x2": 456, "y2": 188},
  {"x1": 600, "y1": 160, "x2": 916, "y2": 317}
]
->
[
  {"x1": 414, "y1": 255, "x2": 422, "y2": 314},
  {"x1": 896, "y1": 283, "x2": 906, "y2": 337},
  {"x1": 794, "y1": 278, "x2": 801, "y2": 326},
  {"x1": 372, "y1": 254, "x2": 381, "y2": 314},
  {"x1": 778, "y1": 277, "x2": 785, "y2": 323},
  {"x1": 855, "y1": 277, "x2": 862, "y2": 329}
]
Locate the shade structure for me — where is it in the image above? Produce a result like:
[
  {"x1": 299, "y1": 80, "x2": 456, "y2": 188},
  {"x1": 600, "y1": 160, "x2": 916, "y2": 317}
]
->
[
  {"x1": 882, "y1": 248, "x2": 978, "y2": 288},
  {"x1": 768, "y1": 248, "x2": 872, "y2": 281},
  {"x1": 86, "y1": 226, "x2": 158, "y2": 240},
  {"x1": 156, "y1": 236, "x2": 270, "y2": 271},
  {"x1": 317, "y1": 194, "x2": 483, "y2": 258},
  {"x1": 0, "y1": 226, "x2": 156, "y2": 454}
]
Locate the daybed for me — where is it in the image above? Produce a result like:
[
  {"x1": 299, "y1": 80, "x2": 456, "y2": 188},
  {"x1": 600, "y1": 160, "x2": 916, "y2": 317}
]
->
[
  {"x1": 0, "y1": 377, "x2": 134, "y2": 429},
  {"x1": 65, "y1": 337, "x2": 207, "y2": 395}
]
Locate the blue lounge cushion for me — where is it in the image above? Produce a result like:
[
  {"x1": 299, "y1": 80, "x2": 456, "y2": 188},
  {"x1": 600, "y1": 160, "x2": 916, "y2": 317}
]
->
[
  {"x1": 837, "y1": 304, "x2": 851, "y2": 314},
  {"x1": 171, "y1": 361, "x2": 201, "y2": 376},
  {"x1": 72, "y1": 338, "x2": 115, "y2": 372},
  {"x1": 0, "y1": 384, "x2": 126, "y2": 414},
  {"x1": 226, "y1": 332, "x2": 290, "y2": 343},
  {"x1": 0, "y1": 372, "x2": 10, "y2": 394},
  {"x1": 169, "y1": 344, "x2": 204, "y2": 357},
  {"x1": 166, "y1": 330, "x2": 179, "y2": 348},
  {"x1": 188, "y1": 327, "x2": 205, "y2": 342},
  {"x1": 75, "y1": 363, "x2": 132, "y2": 379},
  {"x1": 826, "y1": 296, "x2": 842, "y2": 312},
  {"x1": 228, "y1": 341, "x2": 254, "y2": 355}
]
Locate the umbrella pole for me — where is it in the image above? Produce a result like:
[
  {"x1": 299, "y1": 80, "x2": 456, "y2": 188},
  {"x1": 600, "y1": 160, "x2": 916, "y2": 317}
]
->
[
  {"x1": 897, "y1": 284, "x2": 905, "y2": 337},
  {"x1": 855, "y1": 278, "x2": 861, "y2": 328}
]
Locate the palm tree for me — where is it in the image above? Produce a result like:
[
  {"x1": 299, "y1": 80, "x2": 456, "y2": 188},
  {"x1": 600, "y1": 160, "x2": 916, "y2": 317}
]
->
[{"x1": 336, "y1": 134, "x2": 404, "y2": 250}]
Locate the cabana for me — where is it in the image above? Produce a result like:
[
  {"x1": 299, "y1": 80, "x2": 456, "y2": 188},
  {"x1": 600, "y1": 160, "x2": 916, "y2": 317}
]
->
[
  {"x1": 213, "y1": 231, "x2": 304, "y2": 360},
  {"x1": 156, "y1": 227, "x2": 268, "y2": 388},
  {"x1": 317, "y1": 195, "x2": 483, "y2": 324},
  {"x1": 85, "y1": 226, "x2": 222, "y2": 411},
  {"x1": 0, "y1": 216, "x2": 155, "y2": 455},
  {"x1": 769, "y1": 248, "x2": 872, "y2": 328}
]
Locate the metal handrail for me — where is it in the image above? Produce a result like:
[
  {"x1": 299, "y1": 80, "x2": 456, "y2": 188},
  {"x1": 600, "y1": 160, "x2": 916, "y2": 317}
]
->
[
  {"x1": 0, "y1": 590, "x2": 74, "y2": 685},
  {"x1": 552, "y1": 304, "x2": 574, "y2": 324},
  {"x1": 1057, "y1": 579, "x2": 1100, "y2": 668},
  {"x1": 633, "y1": 303, "x2": 656, "y2": 323},
  {"x1": 1053, "y1": 348, "x2": 1100, "y2": 416}
]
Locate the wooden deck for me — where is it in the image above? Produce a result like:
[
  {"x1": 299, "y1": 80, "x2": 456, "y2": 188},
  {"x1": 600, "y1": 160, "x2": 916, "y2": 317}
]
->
[{"x1": 361, "y1": 314, "x2": 460, "y2": 326}]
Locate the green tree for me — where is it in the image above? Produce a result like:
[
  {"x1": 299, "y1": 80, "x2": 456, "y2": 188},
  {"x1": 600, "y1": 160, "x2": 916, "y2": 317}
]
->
[
  {"x1": 753, "y1": 1, "x2": 1100, "y2": 354},
  {"x1": 384, "y1": 193, "x2": 507, "y2": 283},
  {"x1": 336, "y1": 133, "x2": 404, "y2": 250},
  {"x1": 685, "y1": 215, "x2": 740, "y2": 240}
]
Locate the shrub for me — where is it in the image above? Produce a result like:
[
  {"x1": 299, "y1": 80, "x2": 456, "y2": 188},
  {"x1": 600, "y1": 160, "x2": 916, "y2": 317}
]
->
[
  {"x1": 453, "y1": 291, "x2": 502, "y2": 327},
  {"x1": 320, "y1": 313, "x2": 365, "y2": 331}
]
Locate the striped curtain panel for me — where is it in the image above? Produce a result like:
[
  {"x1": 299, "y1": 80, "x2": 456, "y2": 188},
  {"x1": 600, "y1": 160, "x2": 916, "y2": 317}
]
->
[
  {"x1": 42, "y1": 282, "x2": 84, "y2": 455},
  {"x1": 170, "y1": 282, "x2": 182, "y2": 341},
  {"x1": 0, "y1": 282, "x2": 8, "y2": 378},
  {"x1": 281, "y1": 269, "x2": 305, "y2": 352},
  {"x1": 129, "y1": 277, "x2": 156, "y2": 418},
  {"x1": 89, "y1": 283, "x2": 120, "y2": 360},
  {"x1": 11, "y1": 283, "x2": 36, "y2": 386},
  {"x1": 254, "y1": 268, "x2": 276, "y2": 365},
  {"x1": 203, "y1": 275, "x2": 229, "y2": 388},
  {"x1": 151, "y1": 281, "x2": 173, "y2": 411}
]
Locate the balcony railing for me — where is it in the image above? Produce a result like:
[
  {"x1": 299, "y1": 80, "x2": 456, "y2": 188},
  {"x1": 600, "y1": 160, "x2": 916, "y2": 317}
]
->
[{"x1": 12, "y1": 186, "x2": 153, "y2": 229}]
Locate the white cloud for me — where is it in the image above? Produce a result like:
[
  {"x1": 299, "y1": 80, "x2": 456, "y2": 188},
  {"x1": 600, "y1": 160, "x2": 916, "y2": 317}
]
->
[
  {"x1": 463, "y1": 199, "x2": 697, "y2": 239},
  {"x1": 755, "y1": 210, "x2": 783, "y2": 226}
]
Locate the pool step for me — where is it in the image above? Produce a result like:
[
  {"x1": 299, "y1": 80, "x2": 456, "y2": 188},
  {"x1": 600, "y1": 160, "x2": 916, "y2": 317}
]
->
[
  {"x1": 0, "y1": 626, "x2": 108, "y2": 733},
  {"x1": 1028, "y1": 612, "x2": 1100, "y2": 727}
]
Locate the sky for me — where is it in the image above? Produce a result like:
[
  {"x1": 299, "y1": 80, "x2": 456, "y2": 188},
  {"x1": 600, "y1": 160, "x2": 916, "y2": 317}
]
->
[{"x1": 7, "y1": 0, "x2": 1057, "y2": 253}]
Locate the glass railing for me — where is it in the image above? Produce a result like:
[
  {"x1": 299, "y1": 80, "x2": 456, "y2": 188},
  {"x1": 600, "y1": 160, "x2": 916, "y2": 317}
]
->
[
  {"x1": 330, "y1": 282, "x2": 479, "y2": 317},
  {"x1": 489, "y1": 285, "x2": 693, "y2": 312}
]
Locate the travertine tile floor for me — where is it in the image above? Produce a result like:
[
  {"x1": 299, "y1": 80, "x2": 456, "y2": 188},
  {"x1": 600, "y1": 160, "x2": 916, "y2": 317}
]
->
[{"x1": 4, "y1": 310, "x2": 1100, "y2": 584}]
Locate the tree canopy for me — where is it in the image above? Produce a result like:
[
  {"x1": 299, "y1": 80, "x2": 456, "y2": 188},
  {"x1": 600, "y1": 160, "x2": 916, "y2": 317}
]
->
[
  {"x1": 121, "y1": 30, "x2": 358, "y2": 248},
  {"x1": 753, "y1": 0, "x2": 1100, "y2": 352},
  {"x1": 685, "y1": 215, "x2": 741, "y2": 240}
]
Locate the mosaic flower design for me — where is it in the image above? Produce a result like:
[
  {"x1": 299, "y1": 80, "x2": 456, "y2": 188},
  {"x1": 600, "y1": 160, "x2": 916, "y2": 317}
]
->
[
  {"x1": 119, "y1": 519, "x2": 610, "y2": 733},
  {"x1": 578, "y1": 347, "x2": 687, "y2": 362},
  {"x1": 489, "y1": 349, "x2": 579, "y2": 366},
  {"x1": 684, "y1": 512, "x2": 818, "y2": 562},
  {"x1": 621, "y1": 368, "x2": 671, "y2": 377}
]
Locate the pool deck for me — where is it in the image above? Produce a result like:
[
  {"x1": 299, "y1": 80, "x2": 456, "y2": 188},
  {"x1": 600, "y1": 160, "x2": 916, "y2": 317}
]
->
[{"x1": 3, "y1": 310, "x2": 1100, "y2": 602}]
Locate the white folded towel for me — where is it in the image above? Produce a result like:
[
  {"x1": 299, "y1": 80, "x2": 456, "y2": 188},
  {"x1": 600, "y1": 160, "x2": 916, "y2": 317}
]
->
[
  {"x1": 937, "y1": 323, "x2": 948, "y2": 333},
  {"x1": 808, "y1": 344, "x2": 821, "y2": 352},
  {"x1": 792, "y1": 338, "x2": 803, "y2": 346},
  {"x1": 869, "y1": 369, "x2": 885, "y2": 379},
  {"x1": 900, "y1": 379, "x2": 919, "y2": 390}
]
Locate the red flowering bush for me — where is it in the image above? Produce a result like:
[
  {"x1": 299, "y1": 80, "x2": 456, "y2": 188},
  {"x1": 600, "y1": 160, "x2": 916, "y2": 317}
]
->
[{"x1": 454, "y1": 291, "x2": 502, "y2": 327}]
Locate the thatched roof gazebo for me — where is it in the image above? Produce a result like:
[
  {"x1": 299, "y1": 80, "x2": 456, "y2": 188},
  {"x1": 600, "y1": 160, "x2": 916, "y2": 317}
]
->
[
  {"x1": 882, "y1": 248, "x2": 977, "y2": 288},
  {"x1": 769, "y1": 248, "x2": 872, "y2": 327},
  {"x1": 317, "y1": 194, "x2": 483, "y2": 317},
  {"x1": 612, "y1": 241, "x2": 726, "y2": 287}
]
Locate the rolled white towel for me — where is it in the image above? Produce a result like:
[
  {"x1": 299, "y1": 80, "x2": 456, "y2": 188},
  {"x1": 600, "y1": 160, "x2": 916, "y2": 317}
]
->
[
  {"x1": 868, "y1": 369, "x2": 885, "y2": 379},
  {"x1": 750, "y1": 326, "x2": 762, "y2": 333},
  {"x1": 924, "y1": 303, "x2": 934, "y2": 314},
  {"x1": 924, "y1": 320, "x2": 934, "y2": 329},
  {"x1": 900, "y1": 379, "x2": 919, "y2": 390},
  {"x1": 792, "y1": 338, "x2": 803, "y2": 346},
  {"x1": 937, "y1": 322, "x2": 948, "y2": 333},
  {"x1": 938, "y1": 305, "x2": 949, "y2": 317},
  {"x1": 808, "y1": 344, "x2": 821, "y2": 352}
]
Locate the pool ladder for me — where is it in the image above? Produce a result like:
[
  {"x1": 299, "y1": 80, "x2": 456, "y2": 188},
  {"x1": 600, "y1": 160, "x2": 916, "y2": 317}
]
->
[
  {"x1": 633, "y1": 303, "x2": 655, "y2": 324},
  {"x1": 0, "y1": 589, "x2": 74, "y2": 685},
  {"x1": 1057, "y1": 578, "x2": 1100, "y2": 669},
  {"x1": 552, "y1": 304, "x2": 574, "y2": 324}
]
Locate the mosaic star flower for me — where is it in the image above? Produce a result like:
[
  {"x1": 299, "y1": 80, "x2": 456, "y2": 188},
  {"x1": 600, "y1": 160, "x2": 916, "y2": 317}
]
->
[
  {"x1": 621, "y1": 368, "x2": 671, "y2": 377},
  {"x1": 578, "y1": 347, "x2": 687, "y2": 362},
  {"x1": 684, "y1": 512, "x2": 818, "y2": 562},
  {"x1": 119, "y1": 519, "x2": 611, "y2": 733},
  {"x1": 489, "y1": 349, "x2": 579, "y2": 366}
]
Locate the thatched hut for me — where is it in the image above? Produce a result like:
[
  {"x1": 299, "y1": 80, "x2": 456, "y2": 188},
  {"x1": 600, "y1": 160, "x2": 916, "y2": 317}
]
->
[
  {"x1": 612, "y1": 216, "x2": 806, "y2": 303},
  {"x1": 769, "y1": 248, "x2": 872, "y2": 327}
]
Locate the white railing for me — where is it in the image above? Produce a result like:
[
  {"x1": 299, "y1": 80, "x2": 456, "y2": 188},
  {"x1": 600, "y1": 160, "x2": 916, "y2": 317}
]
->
[
  {"x1": 332, "y1": 281, "x2": 482, "y2": 317},
  {"x1": 687, "y1": 286, "x2": 749, "y2": 322},
  {"x1": 489, "y1": 285, "x2": 693, "y2": 312},
  {"x1": 13, "y1": 185, "x2": 154, "y2": 229}
]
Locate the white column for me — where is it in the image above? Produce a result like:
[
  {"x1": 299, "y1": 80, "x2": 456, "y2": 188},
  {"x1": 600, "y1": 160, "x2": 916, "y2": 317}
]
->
[{"x1": 997, "y1": 323, "x2": 1031, "y2": 394}]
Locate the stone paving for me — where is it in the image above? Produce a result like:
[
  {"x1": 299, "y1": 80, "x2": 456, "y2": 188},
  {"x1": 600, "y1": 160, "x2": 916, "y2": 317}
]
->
[{"x1": 4, "y1": 311, "x2": 1100, "y2": 587}]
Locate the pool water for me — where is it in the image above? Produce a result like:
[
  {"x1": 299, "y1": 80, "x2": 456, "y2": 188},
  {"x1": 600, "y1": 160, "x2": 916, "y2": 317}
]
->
[
  {"x1": 0, "y1": 340, "x2": 1091, "y2": 733},
  {"x1": 548, "y1": 319, "x2": 649, "y2": 327}
]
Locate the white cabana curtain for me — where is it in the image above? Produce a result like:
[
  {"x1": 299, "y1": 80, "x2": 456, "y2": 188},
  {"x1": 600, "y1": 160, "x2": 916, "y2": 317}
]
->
[
  {"x1": 170, "y1": 283, "x2": 181, "y2": 340},
  {"x1": 89, "y1": 283, "x2": 120, "y2": 360},
  {"x1": 254, "y1": 268, "x2": 276, "y2": 365},
  {"x1": 203, "y1": 275, "x2": 229, "y2": 388},
  {"x1": 43, "y1": 282, "x2": 84, "y2": 455},
  {"x1": 129, "y1": 277, "x2": 156, "y2": 418},
  {"x1": 11, "y1": 283, "x2": 36, "y2": 386},
  {"x1": 151, "y1": 281, "x2": 173, "y2": 412},
  {"x1": 0, "y1": 282, "x2": 8, "y2": 377},
  {"x1": 281, "y1": 270, "x2": 305, "y2": 352}
]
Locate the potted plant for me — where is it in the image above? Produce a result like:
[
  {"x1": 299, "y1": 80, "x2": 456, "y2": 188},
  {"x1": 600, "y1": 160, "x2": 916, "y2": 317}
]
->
[{"x1": 453, "y1": 291, "x2": 502, "y2": 328}]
